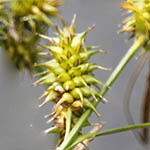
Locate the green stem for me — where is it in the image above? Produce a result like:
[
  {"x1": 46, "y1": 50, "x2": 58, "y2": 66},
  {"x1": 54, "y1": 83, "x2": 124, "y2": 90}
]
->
[
  {"x1": 58, "y1": 36, "x2": 145, "y2": 150},
  {"x1": 100, "y1": 36, "x2": 145, "y2": 95},
  {"x1": 66, "y1": 123, "x2": 150, "y2": 150}
]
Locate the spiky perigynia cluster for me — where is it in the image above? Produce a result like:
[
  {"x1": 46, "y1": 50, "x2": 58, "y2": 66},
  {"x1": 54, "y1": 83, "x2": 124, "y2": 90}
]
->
[
  {"x1": 0, "y1": 0, "x2": 61, "y2": 71},
  {"x1": 121, "y1": 0, "x2": 150, "y2": 53},
  {"x1": 34, "y1": 16, "x2": 109, "y2": 146}
]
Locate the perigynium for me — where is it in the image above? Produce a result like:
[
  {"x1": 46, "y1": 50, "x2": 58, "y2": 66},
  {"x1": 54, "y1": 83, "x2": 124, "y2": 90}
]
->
[
  {"x1": 0, "y1": 0, "x2": 61, "y2": 71},
  {"x1": 34, "y1": 16, "x2": 109, "y2": 147}
]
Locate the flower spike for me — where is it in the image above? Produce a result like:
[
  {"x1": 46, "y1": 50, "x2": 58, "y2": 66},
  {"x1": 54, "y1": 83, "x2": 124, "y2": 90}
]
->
[
  {"x1": 34, "y1": 16, "x2": 108, "y2": 147},
  {"x1": 121, "y1": 0, "x2": 150, "y2": 53}
]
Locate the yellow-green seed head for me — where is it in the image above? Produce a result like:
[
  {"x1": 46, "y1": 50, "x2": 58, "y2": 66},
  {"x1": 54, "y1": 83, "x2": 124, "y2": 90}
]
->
[
  {"x1": 121, "y1": 0, "x2": 150, "y2": 53},
  {"x1": 35, "y1": 16, "x2": 108, "y2": 145}
]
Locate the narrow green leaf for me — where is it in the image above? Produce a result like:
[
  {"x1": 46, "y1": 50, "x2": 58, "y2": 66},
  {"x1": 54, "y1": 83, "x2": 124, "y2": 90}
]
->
[
  {"x1": 66, "y1": 123, "x2": 150, "y2": 150},
  {"x1": 64, "y1": 107, "x2": 72, "y2": 141}
]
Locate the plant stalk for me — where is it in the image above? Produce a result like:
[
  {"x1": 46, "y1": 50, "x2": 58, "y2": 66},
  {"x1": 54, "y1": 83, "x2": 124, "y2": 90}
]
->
[{"x1": 66, "y1": 123, "x2": 150, "y2": 150}]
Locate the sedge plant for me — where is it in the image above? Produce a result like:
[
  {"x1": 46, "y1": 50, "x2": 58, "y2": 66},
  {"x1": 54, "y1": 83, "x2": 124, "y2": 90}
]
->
[
  {"x1": 34, "y1": 0, "x2": 150, "y2": 149},
  {"x1": 1, "y1": 0, "x2": 150, "y2": 150},
  {"x1": 51, "y1": 0, "x2": 150, "y2": 149}
]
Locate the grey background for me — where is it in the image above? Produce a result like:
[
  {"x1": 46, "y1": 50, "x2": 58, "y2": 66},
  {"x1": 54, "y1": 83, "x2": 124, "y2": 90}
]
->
[{"x1": 0, "y1": 0, "x2": 149, "y2": 150}]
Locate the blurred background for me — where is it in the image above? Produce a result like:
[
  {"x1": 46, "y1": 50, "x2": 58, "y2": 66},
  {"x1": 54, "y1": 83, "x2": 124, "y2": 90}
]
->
[{"x1": 0, "y1": 0, "x2": 149, "y2": 150}]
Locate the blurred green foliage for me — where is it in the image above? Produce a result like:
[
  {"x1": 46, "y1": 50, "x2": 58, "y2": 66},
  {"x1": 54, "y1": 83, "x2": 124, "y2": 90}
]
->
[{"x1": 0, "y1": 0, "x2": 61, "y2": 71}]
